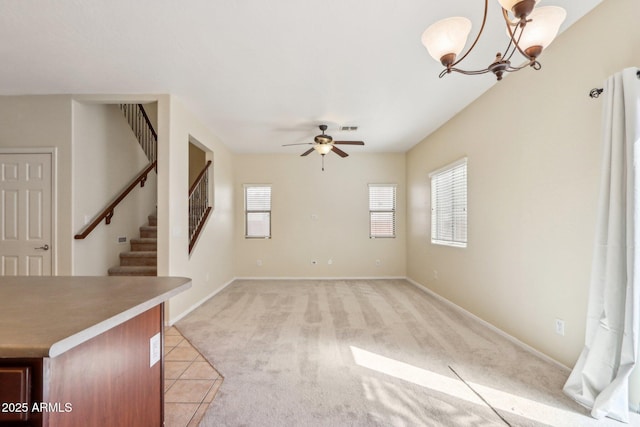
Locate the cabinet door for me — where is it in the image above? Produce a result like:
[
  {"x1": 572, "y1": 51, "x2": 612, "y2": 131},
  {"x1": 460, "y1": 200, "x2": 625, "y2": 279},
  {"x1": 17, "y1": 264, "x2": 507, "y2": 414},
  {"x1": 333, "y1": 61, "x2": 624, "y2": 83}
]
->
[{"x1": 0, "y1": 366, "x2": 31, "y2": 422}]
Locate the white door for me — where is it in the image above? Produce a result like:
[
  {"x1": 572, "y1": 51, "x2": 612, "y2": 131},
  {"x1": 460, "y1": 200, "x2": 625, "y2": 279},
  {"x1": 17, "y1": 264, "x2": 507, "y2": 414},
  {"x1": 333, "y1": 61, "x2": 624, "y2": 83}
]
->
[{"x1": 0, "y1": 153, "x2": 53, "y2": 275}]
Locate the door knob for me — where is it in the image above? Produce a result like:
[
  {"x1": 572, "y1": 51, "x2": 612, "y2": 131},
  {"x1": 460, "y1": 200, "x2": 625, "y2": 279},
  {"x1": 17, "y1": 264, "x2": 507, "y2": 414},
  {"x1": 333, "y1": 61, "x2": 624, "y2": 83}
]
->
[{"x1": 35, "y1": 244, "x2": 49, "y2": 251}]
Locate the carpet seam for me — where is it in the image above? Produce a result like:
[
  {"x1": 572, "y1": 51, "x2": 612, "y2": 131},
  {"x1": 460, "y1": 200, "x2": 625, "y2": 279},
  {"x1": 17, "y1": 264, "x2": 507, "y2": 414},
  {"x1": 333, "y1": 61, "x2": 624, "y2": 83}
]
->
[{"x1": 448, "y1": 365, "x2": 513, "y2": 427}]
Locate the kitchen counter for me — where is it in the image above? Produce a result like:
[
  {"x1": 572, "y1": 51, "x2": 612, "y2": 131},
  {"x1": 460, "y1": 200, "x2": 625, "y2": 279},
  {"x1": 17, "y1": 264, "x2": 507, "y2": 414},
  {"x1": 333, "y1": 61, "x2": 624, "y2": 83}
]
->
[
  {"x1": 0, "y1": 275, "x2": 191, "y2": 426},
  {"x1": 0, "y1": 276, "x2": 191, "y2": 358}
]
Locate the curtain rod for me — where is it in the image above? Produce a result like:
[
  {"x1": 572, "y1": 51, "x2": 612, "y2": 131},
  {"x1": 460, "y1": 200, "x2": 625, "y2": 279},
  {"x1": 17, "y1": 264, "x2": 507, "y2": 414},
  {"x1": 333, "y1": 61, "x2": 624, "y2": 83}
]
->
[{"x1": 589, "y1": 70, "x2": 640, "y2": 99}]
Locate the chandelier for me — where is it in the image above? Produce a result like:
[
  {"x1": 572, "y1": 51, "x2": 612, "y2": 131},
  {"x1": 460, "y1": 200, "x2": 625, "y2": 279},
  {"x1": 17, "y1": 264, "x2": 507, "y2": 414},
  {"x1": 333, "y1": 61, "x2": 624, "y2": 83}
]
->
[{"x1": 421, "y1": 0, "x2": 566, "y2": 81}]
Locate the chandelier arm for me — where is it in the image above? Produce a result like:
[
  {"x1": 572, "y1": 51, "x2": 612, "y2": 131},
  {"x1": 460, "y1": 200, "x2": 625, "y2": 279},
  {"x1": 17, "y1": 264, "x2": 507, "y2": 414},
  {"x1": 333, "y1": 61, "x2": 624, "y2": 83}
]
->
[
  {"x1": 502, "y1": 8, "x2": 533, "y2": 60},
  {"x1": 440, "y1": 68, "x2": 489, "y2": 76},
  {"x1": 505, "y1": 59, "x2": 540, "y2": 72},
  {"x1": 502, "y1": 36, "x2": 516, "y2": 61},
  {"x1": 450, "y1": 0, "x2": 489, "y2": 68},
  {"x1": 504, "y1": 23, "x2": 525, "y2": 62}
]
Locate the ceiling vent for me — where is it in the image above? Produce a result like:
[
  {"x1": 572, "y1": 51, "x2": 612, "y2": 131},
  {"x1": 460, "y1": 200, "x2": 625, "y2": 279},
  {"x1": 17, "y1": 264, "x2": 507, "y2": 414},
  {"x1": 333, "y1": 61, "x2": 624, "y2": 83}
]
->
[{"x1": 340, "y1": 126, "x2": 358, "y2": 132}]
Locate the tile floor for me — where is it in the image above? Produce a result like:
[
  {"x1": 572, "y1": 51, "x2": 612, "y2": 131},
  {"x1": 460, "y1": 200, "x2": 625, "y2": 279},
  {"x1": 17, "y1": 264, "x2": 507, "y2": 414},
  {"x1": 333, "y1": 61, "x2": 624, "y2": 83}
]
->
[{"x1": 164, "y1": 326, "x2": 224, "y2": 427}]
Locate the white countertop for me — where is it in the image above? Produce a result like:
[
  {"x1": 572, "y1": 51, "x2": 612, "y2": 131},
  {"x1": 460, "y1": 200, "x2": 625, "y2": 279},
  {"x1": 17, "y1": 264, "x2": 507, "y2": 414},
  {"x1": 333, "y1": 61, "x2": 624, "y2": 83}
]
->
[{"x1": 0, "y1": 276, "x2": 191, "y2": 358}]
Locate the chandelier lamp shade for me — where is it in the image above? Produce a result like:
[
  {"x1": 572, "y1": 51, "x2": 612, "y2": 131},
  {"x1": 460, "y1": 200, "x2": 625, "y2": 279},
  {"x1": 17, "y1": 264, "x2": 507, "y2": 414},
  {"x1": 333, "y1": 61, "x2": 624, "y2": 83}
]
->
[{"x1": 421, "y1": 0, "x2": 566, "y2": 81}]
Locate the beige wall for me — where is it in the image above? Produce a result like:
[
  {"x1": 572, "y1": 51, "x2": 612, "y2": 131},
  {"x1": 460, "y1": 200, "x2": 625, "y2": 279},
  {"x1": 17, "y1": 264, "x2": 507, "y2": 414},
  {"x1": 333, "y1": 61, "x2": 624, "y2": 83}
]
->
[
  {"x1": 407, "y1": 0, "x2": 640, "y2": 371},
  {"x1": 0, "y1": 94, "x2": 234, "y2": 324},
  {"x1": 0, "y1": 95, "x2": 74, "y2": 274},
  {"x1": 72, "y1": 102, "x2": 157, "y2": 275},
  {"x1": 234, "y1": 153, "x2": 406, "y2": 278},
  {"x1": 158, "y1": 96, "x2": 235, "y2": 324}
]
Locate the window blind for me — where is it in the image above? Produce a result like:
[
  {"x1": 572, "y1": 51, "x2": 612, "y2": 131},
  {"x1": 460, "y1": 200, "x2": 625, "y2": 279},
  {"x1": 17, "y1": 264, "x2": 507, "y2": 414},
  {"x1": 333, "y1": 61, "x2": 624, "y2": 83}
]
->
[
  {"x1": 245, "y1": 185, "x2": 271, "y2": 238},
  {"x1": 369, "y1": 184, "x2": 396, "y2": 238},
  {"x1": 430, "y1": 159, "x2": 467, "y2": 247}
]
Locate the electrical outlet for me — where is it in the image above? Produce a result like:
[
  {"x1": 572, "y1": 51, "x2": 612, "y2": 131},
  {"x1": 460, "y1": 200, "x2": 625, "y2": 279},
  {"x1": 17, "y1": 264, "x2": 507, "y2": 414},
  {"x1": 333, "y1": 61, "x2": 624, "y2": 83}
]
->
[
  {"x1": 433, "y1": 270, "x2": 439, "y2": 280},
  {"x1": 375, "y1": 259, "x2": 381, "y2": 266},
  {"x1": 257, "y1": 260, "x2": 262, "y2": 266},
  {"x1": 328, "y1": 259, "x2": 333, "y2": 265},
  {"x1": 149, "y1": 333, "x2": 161, "y2": 367},
  {"x1": 555, "y1": 319, "x2": 565, "y2": 336}
]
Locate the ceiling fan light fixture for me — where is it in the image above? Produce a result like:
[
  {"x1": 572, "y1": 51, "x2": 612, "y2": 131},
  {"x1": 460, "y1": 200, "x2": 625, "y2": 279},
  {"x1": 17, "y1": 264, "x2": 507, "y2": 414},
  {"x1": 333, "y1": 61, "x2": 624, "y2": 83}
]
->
[
  {"x1": 282, "y1": 125, "x2": 365, "y2": 170},
  {"x1": 314, "y1": 144, "x2": 333, "y2": 155},
  {"x1": 314, "y1": 134, "x2": 332, "y2": 144}
]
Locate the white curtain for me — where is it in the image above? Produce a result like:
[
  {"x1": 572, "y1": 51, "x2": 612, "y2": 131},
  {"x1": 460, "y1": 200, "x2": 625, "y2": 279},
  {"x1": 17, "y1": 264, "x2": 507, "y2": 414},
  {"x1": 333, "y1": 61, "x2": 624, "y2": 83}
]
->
[{"x1": 563, "y1": 67, "x2": 640, "y2": 423}]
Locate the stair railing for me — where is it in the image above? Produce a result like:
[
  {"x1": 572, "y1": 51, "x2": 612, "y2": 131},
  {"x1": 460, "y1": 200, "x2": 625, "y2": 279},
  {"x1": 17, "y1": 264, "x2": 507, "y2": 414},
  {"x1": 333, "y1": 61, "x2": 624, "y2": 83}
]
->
[
  {"x1": 75, "y1": 103, "x2": 158, "y2": 240},
  {"x1": 75, "y1": 161, "x2": 157, "y2": 239},
  {"x1": 189, "y1": 160, "x2": 213, "y2": 253},
  {"x1": 119, "y1": 104, "x2": 157, "y2": 163}
]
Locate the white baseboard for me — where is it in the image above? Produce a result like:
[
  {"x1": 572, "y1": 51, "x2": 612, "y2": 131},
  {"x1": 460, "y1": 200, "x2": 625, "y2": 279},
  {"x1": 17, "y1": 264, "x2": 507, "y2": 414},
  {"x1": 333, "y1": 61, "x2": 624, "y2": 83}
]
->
[
  {"x1": 167, "y1": 277, "x2": 236, "y2": 326},
  {"x1": 405, "y1": 277, "x2": 571, "y2": 373}
]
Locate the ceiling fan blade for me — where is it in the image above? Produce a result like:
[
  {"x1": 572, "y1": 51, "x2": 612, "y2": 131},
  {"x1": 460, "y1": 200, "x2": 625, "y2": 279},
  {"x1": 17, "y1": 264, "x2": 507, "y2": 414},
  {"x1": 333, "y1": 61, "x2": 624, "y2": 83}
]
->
[
  {"x1": 301, "y1": 147, "x2": 315, "y2": 156},
  {"x1": 333, "y1": 141, "x2": 364, "y2": 145},
  {"x1": 332, "y1": 146, "x2": 349, "y2": 158},
  {"x1": 282, "y1": 142, "x2": 314, "y2": 146}
]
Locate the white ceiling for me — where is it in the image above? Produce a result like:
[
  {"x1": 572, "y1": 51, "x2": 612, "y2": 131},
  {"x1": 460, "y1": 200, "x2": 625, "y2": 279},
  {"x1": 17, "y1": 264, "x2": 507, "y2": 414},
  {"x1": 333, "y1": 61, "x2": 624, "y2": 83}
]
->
[{"x1": 0, "y1": 0, "x2": 601, "y2": 153}]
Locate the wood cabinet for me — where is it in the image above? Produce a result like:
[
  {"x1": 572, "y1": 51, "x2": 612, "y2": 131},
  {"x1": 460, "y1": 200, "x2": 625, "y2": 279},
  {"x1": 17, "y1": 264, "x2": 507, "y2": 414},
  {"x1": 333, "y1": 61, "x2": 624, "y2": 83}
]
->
[
  {"x1": 1, "y1": 359, "x2": 44, "y2": 426},
  {"x1": 0, "y1": 276, "x2": 191, "y2": 427},
  {"x1": 0, "y1": 305, "x2": 163, "y2": 427},
  {"x1": 0, "y1": 365, "x2": 34, "y2": 423}
]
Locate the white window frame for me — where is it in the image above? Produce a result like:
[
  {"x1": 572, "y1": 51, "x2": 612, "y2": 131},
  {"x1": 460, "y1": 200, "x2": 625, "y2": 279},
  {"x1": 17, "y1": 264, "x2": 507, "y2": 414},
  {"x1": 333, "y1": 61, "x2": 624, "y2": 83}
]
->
[
  {"x1": 430, "y1": 158, "x2": 467, "y2": 248},
  {"x1": 369, "y1": 184, "x2": 397, "y2": 238},
  {"x1": 244, "y1": 184, "x2": 272, "y2": 239}
]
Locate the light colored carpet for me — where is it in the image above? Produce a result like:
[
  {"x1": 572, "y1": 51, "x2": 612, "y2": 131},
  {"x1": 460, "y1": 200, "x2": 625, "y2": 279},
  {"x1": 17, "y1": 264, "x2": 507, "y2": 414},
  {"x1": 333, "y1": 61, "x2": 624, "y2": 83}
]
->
[{"x1": 176, "y1": 279, "x2": 633, "y2": 426}]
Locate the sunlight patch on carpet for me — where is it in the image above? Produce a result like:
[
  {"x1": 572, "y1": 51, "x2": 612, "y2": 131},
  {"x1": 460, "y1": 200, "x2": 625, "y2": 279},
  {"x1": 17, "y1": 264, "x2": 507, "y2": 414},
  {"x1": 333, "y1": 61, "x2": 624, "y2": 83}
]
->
[{"x1": 350, "y1": 346, "x2": 581, "y2": 425}]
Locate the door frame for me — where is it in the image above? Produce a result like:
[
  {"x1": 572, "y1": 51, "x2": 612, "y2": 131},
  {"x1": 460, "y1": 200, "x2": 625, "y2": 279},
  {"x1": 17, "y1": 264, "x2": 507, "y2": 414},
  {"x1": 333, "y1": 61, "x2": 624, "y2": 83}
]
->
[{"x1": 0, "y1": 147, "x2": 57, "y2": 275}]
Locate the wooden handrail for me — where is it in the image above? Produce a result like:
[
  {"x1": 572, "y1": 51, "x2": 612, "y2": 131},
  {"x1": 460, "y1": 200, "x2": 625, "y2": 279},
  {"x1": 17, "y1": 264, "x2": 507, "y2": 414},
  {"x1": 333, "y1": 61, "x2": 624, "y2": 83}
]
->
[
  {"x1": 189, "y1": 161, "x2": 212, "y2": 195},
  {"x1": 74, "y1": 161, "x2": 157, "y2": 239}
]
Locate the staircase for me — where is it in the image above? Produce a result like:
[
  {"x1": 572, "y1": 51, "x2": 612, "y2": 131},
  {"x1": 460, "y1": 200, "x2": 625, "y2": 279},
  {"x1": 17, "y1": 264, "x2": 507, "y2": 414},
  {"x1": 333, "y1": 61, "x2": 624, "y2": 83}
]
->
[{"x1": 108, "y1": 211, "x2": 157, "y2": 276}]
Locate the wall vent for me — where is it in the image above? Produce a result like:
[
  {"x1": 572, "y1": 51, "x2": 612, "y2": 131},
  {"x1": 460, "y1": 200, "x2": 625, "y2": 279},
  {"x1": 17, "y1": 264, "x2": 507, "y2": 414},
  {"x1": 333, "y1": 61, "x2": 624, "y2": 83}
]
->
[{"x1": 340, "y1": 126, "x2": 358, "y2": 132}]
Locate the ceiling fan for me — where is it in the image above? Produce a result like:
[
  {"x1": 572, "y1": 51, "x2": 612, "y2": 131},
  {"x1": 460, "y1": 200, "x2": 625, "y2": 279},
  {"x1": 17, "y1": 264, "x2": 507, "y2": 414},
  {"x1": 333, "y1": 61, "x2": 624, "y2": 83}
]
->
[{"x1": 282, "y1": 124, "x2": 365, "y2": 170}]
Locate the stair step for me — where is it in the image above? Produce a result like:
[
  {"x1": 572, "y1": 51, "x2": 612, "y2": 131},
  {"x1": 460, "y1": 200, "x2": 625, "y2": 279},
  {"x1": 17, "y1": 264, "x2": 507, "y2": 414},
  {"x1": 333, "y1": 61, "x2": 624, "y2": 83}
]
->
[
  {"x1": 140, "y1": 225, "x2": 157, "y2": 238},
  {"x1": 148, "y1": 212, "x2": 157, "y2": 227},
  {"x1": 130, "y1": 238, "x2": 157, "y2": 251},
  {"x1": 119, "y1": 251, "x2": 157, "y2": 266},
  {"x1": 107, "y1": 210, "x2": 159, "y2": 276},
  {"x1": 108, "y1": 266, "x2": 157, "y2": 276}
]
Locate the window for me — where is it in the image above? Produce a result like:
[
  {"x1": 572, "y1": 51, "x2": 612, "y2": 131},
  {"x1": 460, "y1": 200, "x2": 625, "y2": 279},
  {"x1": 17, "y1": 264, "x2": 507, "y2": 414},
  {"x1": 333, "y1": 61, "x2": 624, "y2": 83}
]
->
[
  {"x1": 430, "y1": 158, "x2": 467, "y2": 247},
  {"x1": 244, "y1": 185, "x2": 271, "y2": 238},
  {"x1": 369, "y1": 184, "x2": 396, "y2": 238}
]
